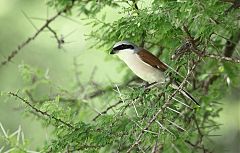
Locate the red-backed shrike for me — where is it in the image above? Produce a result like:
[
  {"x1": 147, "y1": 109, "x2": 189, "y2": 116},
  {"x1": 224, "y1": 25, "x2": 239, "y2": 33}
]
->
[{"x1": 110, "y1": 41, "x2": 199, "y2": 105}]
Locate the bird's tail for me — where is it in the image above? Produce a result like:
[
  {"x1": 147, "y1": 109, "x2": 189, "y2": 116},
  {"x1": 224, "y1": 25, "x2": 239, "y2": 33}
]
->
[
  {"x1": 170, "y1": 83, "x2": 200, "y2": 106},
  {"x1": 180, "y1": 88, "x2": 200, "y2": 106}
]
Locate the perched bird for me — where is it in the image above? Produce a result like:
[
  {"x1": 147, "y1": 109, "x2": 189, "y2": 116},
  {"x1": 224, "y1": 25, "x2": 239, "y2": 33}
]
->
[{"x1": 110, "y1": 40, "x2": 199, "y2": 105}]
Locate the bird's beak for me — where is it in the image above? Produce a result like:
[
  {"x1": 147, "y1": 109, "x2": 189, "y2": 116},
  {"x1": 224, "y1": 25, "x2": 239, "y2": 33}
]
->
[{"x1": 110, "y1": 49, "x2": 116, "y2": 54}]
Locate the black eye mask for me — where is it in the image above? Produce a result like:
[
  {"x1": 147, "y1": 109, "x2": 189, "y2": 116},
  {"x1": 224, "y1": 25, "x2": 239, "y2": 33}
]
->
[{"x1": 113, "y1": 44, "x2": 134, "y2": 51}]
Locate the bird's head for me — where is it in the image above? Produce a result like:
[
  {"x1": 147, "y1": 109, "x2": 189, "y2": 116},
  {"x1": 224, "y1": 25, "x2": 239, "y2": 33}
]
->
[{"x1": 110, "y1": 41, "x2": 140, "y2": 55}]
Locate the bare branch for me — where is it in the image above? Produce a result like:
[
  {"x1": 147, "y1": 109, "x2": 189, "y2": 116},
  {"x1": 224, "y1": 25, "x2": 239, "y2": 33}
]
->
[
  {"x1": 47, "y1": 26, "x2": 65, "y2": 49},
  {"x1": 0, "y1": 3, "x2": 74, "y2": 67}
]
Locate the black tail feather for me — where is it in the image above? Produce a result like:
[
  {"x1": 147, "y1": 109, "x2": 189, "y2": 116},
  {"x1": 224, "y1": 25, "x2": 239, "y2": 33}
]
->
[{"x1": 180, "y1": 89, "x2": 200, "y2": 106}]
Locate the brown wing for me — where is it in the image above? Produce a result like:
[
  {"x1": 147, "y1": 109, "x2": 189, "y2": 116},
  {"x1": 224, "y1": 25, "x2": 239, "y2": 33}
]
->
[{"x1": 137, "y1": 49, "x2": 168, "y2": 72}]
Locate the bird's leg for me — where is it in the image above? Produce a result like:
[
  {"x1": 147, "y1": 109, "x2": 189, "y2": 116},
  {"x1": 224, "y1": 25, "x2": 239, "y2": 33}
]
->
[
  {"x1": 140, "y1": 82, "x2": 149, "y2": 89},
  {"x1": 143, "y1": 82, "x2": 158, "y2": 89}
]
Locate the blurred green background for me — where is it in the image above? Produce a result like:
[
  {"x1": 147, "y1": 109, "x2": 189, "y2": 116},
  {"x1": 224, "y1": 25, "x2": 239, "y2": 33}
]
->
[{"x1": 0, "y1": 0, "x2": 239, "y2": 152}]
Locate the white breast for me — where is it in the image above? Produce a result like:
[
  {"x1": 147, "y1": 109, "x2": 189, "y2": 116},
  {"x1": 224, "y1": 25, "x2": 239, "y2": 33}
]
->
[{"x1": 117, "y1": 50, "x2": 165, "y2": 83}]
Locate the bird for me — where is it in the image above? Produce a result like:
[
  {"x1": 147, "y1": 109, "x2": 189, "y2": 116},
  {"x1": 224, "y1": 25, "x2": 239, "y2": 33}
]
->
[{"x1": 110, "y1": 40, "x2": 199, "y2": 106}]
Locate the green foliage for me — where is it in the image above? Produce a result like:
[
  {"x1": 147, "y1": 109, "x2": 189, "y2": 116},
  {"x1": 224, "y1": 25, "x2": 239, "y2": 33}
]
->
[
  {"x1": 47, "y1": 0, "x2": 119, "y2": 16},
  {"x1": 1, "y1": 0, "x2": 240, "y2": 152},
  {"x1": 0, "y1": 123, "x2": 31, "y2": 152}
]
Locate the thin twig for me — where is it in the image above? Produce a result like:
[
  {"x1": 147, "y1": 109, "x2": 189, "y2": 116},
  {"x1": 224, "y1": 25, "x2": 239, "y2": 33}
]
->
[
  {"x1": 86, "y1": 77, "x2": 138, "y2": 99},
  {"x1": 0, "y1": 3, "x2": 74, "y2": 66},
  {"x1": 73, "y1": 56, "x2": 84, "y2": 91},
  {"x1": 8, "y1": 92, "x2": 75, "y2": 129},
  {"x1": 47, "y1": 26, "x2": 64, "y2": 49},
  {"x1": 92, "y1": 100, "x2": 123, "y2": 121},
  {"x1": 203, "y1": 53, "x2": 240, "y2": 63}
]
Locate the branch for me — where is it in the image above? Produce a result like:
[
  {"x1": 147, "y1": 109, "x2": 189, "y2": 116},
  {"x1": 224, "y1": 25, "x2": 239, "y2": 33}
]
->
[
  {"x1": 172, "y1": 26, "x2": 200, "y2": 60},
  {"x1": 224, "y1": 32, "x2": 240, "y2": 57},
  {"x1": 185, "y1": 140, "x2": 212, "y2": 153},
  {"x1": 193, "y1": 116, "x2": 204, "y2": 145},
  {"x1": 85, "y1": 76, "x2": 139, "y2": 99},
  {"x1": 176, "y1": 26, "x2": 240, "y2": 95},
  {"x1": 47, "y1": 26, "x2": 65, "y2": 49},
  {"x1": 68, "y1": 144, "x2": 102, "y2": 152},
  {"x1": 92, "y1": 100, "x2": 123, "y2": 121},
  {"x1": 224, "y1": 0, "x2": 240, "y2": 14},
  {"x1": 202, "y1": 53, "x2": 240, "y2": 63},
  {"x1": 0, "y1": 3, "x2": 74, "y2": 67},
  {"x1": 126, "y1": 59, "x2": 201, "y2": 152},
  {"x1": 8, "y1": 92, "x2": 75, "y2": 129},
  {"x1": 176, "y1": 26, "x2": 240, "y2": 63},
  {"x1": 73, "y1": 56, "x2": 85, "y2": 91},
  {"x1": 203, "y1": 74, "x2": 219, "y2": 93},
  {"x1": 203, "y1": 32, "x2": 240, "y2": 92},
  {"x1": 130, "y1": 0, "x2": 147, "y2": 48}
]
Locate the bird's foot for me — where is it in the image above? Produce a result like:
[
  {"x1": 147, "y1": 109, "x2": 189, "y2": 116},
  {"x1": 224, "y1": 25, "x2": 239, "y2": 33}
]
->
[{"x1": 142, "y1": 82, "x2": 158, "y2": 90}]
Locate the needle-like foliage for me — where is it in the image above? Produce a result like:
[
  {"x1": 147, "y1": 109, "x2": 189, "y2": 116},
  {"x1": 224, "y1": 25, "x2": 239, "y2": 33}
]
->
[{"x1": 0, "y1": 0, "x2": 239, "y2": 152}]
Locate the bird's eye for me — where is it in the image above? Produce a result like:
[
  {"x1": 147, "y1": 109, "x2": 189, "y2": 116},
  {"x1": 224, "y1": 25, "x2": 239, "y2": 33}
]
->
[{"x1": 128, "y1": 45, "x2": 134, "y2": 49}]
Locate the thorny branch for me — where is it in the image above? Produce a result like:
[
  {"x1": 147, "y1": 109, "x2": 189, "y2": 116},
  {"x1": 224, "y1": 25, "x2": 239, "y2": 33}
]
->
[
  {"x1": 8, "y1": 92, "x2": 75, "y2": 129},
  {"x1": 203, "y1": 31, "x2": 240, "y2": 92},
  {"x1": 1, "y1": 1, "x2": 238, "y2": 152},
  {"x1": 173, "y1": 26, "x2": 240, "y2": 64},
  {"x1": 185, "y1": 140, "x2": 213, "y2": 153},
  {"x1": 174, "y1": 26, "x2": 240, "y2": 93},
  {"x1": 85, "y1": 76, "x2": 139, "y2": 99},
  {"x1": 0, "y1": 3, "x2": 74, "y2": 67},
  {"x1": 126, "y1": 58, "x2": 201, "y2": 152},
  {"x1": 26, "y1": 94, "x2": 81, "y2": 104},
  {"x1": 47, "y1": 26, "x2": 65, "y2": 49},
  {"x1": 202, "y1": 53, "x2": 240, "y2": 63},
  {"x1": 92, "y1": 100, "x2": 123, "y2": 121}
]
